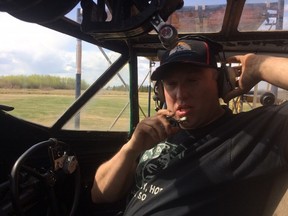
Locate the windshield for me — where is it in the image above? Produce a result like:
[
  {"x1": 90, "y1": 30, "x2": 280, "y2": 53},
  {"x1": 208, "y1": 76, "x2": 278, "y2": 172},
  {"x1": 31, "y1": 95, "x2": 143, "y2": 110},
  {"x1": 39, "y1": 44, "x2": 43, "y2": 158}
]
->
[
  {"x1": 0, "y1": 11, "x2": 156, "y2": 131},
  {"x1": 162, "y1": 0, "x2": 287, "y2": 34}
]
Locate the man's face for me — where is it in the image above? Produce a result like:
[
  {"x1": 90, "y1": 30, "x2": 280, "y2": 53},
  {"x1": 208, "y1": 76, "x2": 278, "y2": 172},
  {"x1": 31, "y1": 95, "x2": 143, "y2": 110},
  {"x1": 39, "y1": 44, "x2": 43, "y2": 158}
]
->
[{"x1": 162, "y1": 65, "x2": 222, "y2": 129}]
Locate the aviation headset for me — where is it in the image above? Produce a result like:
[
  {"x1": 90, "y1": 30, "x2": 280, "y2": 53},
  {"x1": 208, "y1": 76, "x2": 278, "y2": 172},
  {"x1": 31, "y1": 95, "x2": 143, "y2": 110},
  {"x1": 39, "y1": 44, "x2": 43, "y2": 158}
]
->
[{"x1": 153, "y1": 36, "x2": 236, "y2": 110}]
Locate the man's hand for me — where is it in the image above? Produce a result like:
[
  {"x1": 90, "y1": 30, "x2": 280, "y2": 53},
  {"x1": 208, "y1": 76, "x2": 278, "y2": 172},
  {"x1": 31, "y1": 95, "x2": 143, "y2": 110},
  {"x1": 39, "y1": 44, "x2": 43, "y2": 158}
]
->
[
  {"x1": 127, "y1": 109, "x2": 180, "y2": 153},
  {"x1": 223, "y1": 54, "x2": 262, "y2": 103}
]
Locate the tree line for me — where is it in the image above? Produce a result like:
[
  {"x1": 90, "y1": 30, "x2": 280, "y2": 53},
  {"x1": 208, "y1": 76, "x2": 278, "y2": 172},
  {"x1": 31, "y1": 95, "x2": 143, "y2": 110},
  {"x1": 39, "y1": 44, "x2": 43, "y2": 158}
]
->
[
  {"x1": 0, "y1": 75, "x2": 89, "y2": 90},
  {"x1": 106, "y1": 84, "x2": 151, "y2": 92},
  {"x1": 0, "y1": 75, "x2": 151, "y2": 92}
]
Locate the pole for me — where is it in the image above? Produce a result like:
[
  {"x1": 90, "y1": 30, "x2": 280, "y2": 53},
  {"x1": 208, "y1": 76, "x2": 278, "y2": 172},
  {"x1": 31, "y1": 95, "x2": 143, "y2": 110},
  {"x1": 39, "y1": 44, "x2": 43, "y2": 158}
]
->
[
  {"x1": 75, "y1": 8, "x2": 82, "y2": 129},
  {"x1": 148, "y1": 60, "x2": 153, "y2": 117}
]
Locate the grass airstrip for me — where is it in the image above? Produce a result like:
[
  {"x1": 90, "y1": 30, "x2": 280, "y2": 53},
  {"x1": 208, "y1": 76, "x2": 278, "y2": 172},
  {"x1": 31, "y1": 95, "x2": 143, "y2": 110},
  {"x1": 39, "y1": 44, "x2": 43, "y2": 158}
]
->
[{"x1": 0, "y1": 88, "x2": 155, "y2": 131}]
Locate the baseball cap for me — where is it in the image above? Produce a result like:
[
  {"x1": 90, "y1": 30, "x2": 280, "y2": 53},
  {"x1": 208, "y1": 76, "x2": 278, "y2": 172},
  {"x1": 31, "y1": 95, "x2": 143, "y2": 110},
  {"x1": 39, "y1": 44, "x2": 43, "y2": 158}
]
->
[{"x1": 151, "y1": 38, "x2": 220, "y2": 81}]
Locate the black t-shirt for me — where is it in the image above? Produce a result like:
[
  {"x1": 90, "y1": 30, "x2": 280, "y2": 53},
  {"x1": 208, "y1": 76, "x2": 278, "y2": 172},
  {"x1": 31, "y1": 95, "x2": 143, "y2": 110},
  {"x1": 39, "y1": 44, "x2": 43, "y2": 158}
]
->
[{"x1": 123, "y1": 103, "x2": 288, "y2": 216}]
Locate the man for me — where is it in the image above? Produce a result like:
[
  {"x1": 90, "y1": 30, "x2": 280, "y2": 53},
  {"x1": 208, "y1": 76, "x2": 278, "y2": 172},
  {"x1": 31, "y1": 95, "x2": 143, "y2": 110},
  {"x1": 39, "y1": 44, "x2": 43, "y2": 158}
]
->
[{"x1": 91, "y1": 38, "x2": 288, "y2": 215}]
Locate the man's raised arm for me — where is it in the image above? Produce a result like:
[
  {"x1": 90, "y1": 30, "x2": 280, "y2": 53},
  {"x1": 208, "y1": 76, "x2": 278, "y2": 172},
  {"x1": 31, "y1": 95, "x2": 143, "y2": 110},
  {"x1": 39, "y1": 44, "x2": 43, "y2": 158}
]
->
[{"x1": 224, "y1": 54, "x2": 288, "y2": 102}]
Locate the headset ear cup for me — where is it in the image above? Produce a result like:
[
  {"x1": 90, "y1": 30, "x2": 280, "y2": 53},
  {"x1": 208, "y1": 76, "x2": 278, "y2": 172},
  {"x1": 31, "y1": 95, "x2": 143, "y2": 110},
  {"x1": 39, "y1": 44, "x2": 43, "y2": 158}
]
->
[
  {"x1": 218, "y1": 64, "x2": 236, "y2": 99},
  {"x1": 157, "y1": 81, "x2": 165, "y2": 103},
  {"x1": 154, "y1": 81, "x2": 165, "y2": 109},
  {"x1": 154, "y1": 81, "x2": 165, "y2": 103}
]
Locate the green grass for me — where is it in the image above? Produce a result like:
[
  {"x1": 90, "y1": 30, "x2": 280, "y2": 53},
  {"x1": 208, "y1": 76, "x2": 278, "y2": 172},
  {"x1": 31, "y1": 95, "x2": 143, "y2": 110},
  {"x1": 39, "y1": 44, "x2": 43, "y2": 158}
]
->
[
  {"x1": 0, "y1": 89, "x2": 155, "y2": 130},
  {"x1": 0, "y1": 91, "x2": 73, "y2": 125}
]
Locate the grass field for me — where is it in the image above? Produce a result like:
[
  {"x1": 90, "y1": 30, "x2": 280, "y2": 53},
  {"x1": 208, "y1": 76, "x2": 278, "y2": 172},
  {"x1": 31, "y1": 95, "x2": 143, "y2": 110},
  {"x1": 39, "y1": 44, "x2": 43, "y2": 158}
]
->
[
  {"x1": 0, "y1": 88, "x2": 155, "y2": 131},
  {"x1": 0, "y1": 88, "x2": 260, "y2": 131}
]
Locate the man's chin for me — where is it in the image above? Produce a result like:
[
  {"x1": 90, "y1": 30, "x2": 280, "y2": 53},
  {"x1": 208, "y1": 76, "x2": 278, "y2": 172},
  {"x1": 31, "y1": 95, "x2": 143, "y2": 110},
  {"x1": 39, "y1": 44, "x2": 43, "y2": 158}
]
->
[{"x1": 179, "y1": 121, "x2": 197, "y2": 130}]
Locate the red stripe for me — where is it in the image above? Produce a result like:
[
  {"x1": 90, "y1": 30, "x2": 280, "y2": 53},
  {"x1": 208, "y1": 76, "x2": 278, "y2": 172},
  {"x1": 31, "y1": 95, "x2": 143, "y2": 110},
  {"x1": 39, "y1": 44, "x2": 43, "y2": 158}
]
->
[{"x1": 204, "y1": 42, "x2": 210, "y2": 64}]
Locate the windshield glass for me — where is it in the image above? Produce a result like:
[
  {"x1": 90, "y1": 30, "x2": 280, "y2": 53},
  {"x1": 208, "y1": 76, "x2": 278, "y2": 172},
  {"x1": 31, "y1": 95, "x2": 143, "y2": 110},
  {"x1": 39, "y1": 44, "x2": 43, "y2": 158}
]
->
[
  {"x1": 150, "y1": 0, "x2": 227, "y2": 34},
  {"x1": 159, "y1": 0, "x2": 287, "y2": 34},
  {"x1": 239, "y1": 0, "x2": 287, "y2": 31},
  {"x1": 0, "y1": 12, "x2": 155, "y2": 131}
]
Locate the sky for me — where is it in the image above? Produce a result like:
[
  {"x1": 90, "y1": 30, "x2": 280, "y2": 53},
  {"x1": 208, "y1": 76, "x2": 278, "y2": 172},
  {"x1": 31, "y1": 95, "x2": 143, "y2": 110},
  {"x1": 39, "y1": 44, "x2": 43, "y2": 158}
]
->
[
  {"x1": 0, "y1": 4, "x2": 154, "y2": 86},
  {"x1": 0, "y1": 0, "x2": 286, "y2": 88}
]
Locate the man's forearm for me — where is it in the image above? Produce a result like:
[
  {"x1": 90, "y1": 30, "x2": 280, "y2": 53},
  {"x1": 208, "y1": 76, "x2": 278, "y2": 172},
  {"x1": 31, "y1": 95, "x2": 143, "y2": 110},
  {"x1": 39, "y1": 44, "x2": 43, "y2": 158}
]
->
[
  {"x1": 256, "y1": 55, "x2": 288, "y2": 90},
  {"x1": 91, "y1": 143, "x2": 140, "y2": 203}
]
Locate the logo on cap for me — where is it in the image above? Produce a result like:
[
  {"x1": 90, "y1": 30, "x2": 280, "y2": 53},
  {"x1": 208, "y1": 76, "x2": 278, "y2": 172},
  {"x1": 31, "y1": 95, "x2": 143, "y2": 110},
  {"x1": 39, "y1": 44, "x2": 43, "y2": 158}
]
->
[{"x1": 169, "y1": 41, "x2": 192, "y2": 56}]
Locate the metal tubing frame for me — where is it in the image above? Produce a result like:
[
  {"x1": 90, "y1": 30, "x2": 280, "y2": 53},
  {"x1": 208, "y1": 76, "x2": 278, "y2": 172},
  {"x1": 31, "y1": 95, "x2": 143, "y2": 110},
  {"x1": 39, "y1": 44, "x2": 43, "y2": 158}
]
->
[{"x1": 52, "y1": 51, "x2": 130, "y2": 131}]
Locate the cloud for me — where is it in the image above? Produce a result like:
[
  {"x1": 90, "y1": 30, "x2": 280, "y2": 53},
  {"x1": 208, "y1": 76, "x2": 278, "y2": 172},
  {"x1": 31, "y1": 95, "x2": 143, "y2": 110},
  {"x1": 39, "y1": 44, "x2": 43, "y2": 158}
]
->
[
  {"x1": 0, "y1": 12, "x2": 154, "y2": 87},
  {"x1": 0, "y1": 13, "x2": 77, "y2": 76}
]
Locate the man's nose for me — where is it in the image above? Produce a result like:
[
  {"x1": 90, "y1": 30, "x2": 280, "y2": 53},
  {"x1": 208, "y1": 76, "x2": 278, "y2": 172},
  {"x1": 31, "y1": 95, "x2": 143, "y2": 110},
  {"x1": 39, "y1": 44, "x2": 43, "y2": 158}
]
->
[{"x1": 176, "y1": 85, "x2": 189, "y2": 100}]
